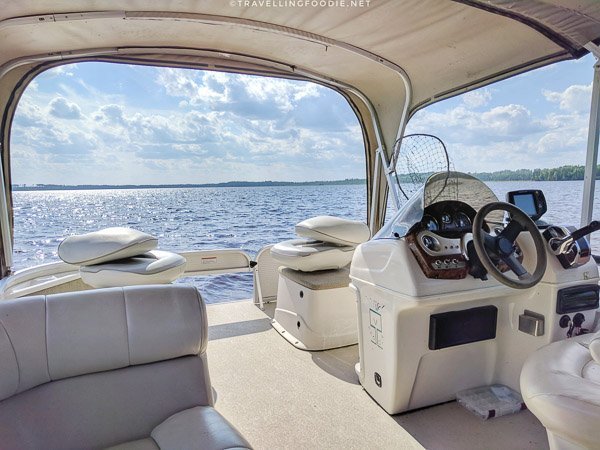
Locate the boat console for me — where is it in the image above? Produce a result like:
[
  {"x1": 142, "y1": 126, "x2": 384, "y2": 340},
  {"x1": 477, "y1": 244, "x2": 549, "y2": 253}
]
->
[{"x1": 350, "y1": 172, "x2": 600, "y2": 415}]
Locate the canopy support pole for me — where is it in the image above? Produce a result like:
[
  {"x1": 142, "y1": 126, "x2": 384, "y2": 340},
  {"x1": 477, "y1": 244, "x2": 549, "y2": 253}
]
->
[
  {"x1": 0, "y1": 144, "x2": 12, "y2": 271},
  {"x1": 370, "y1": 149, "x2": 382, "y2": 234},
  {"x1": 581, "y1": 44, "x2": 600, "y2": 227},
  {"x1": 379, "y1": 149, "x2": 401, "y2": 210}
]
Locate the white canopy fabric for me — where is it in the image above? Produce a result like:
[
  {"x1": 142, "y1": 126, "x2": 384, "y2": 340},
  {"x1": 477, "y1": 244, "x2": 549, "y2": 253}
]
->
[
  {"x1": 0, "y1": 0, "x2": 599, "y2": 274},
  {"x1": 1, "y1": 1, "x2": 599, "y2": 155}
]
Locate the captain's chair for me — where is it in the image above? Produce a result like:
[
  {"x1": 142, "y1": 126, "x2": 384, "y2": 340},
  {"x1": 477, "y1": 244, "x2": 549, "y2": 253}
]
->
[
  {"x1": 268, "y1": 216, "x2": 370, "y2": 350},
  {"x1": 521, "y1": 332, "x2": 600, "y2": 450},
  {"x1": 58, "y1": 228, "x2": 187, "y2": 288},
  {"x1": 0, "y1": 285, "x2": 251, "y2": 450},
  {"x1": 270, "y1": 216, "x2": 371, "y2": 272}
]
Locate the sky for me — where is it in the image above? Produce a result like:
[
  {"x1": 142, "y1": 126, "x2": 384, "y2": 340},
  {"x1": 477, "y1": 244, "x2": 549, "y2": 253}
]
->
[{"x1": 11, "y1": 54, "x2": 596, "y2": 185}]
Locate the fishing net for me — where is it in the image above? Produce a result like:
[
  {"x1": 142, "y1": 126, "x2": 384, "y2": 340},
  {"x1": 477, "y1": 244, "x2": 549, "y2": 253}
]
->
[{"x1": 393, "y1": 133, "x2": 452, "y2": 203}]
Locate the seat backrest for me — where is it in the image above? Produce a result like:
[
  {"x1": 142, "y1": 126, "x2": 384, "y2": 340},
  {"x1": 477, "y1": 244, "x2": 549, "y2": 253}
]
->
[
  {"x1": 0, "y1": 284, "x2": 212, "y2": 449},
  {"x1": 295, "y1": 216, "x2": 371, "y2": 246}
]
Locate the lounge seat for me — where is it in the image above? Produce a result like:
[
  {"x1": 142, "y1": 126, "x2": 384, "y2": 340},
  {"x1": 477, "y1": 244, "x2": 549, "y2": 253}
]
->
[
  {"x1": 0, "y1": 285, "x2": 251, "y2": 450},
  {"x1": 521, "y1": 332, "x2": 600, "y2": 450}
]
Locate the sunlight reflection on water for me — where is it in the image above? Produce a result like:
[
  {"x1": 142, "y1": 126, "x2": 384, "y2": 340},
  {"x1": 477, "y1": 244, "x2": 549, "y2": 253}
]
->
[{"x1": 12, "y1": 181, "x2": 600, "y2": 302}]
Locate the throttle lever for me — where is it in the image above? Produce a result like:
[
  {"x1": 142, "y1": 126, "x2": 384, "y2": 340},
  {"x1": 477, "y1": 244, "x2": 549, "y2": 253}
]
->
[
  {"x1": 570, "y1": 220, "x2": 600, "y2": 241},
  {"x1": 549, "y1": 220, "x2": 600, "y2": 255}
]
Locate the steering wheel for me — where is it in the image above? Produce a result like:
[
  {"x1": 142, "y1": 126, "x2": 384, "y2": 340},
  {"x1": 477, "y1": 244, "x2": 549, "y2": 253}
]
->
[{"x1": 472, "y1": 202, "x2": 547, "y2": 289}]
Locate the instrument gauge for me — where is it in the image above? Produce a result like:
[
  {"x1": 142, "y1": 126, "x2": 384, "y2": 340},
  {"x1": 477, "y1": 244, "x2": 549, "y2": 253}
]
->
[
  {"x1": 422, "y1": 215, "x2": 439, "y2": 232},
  {"x1": 455, "y1": 212, "x2": 471, "y2": 229},
  {"x1": 421, "y1": 234, "x2": 441, "y2": 252},
  {"x1": 441, "y1": 213, "x2": 452, "y2": 225}
]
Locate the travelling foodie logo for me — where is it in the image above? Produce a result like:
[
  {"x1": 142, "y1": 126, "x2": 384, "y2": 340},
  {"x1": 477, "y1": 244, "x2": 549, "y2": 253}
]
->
[{"x1": 229, "y1": 0, "x2": 371, "y2": 8}]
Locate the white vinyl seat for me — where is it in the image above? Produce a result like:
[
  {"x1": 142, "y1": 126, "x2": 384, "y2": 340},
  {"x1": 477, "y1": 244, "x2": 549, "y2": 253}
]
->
[
  {"x1": 0, "y1": 285, "x2": 251, "y2": 450},
  {"x1": 270, "y1": 216, "x2": 369, "y2": 350},
  {"x1": 107, "y1": 406, "x2": 250, "y2": 450},
  {"x1": 294, "y1": 215, "x2": 371, "y2": 246},
  {"x1": 58, "y1": 227, "x2": 159, "y2": 266},
  {"x1": 271, "y1": 238, "x2": 355, "y2": 272},
  {"x1": 521, "y1": 332, "x2": 600, "y2": 450},
  {"x1": 80, "y1": 250, "x2": 187, "y2": 288},
  {"x1": 58, "y1": 228, "x2": 186, "y2": 288},
  {"x1": 271, "y1": 216, "x2": 370, "y2": 272}
]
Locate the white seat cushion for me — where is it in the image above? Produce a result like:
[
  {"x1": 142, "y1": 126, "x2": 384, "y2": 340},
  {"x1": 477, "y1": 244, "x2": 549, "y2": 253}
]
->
[
  {"x1": 0, "y1": 285, "x2": 206, "y2": 399},
  {"x1": 271, "y1": 238, "x2": 354, "y2": 272},
  {"x1": 589, "y1": 336, "x2": 600, "y2": 363},
  {"x1": 107, "y1": 406, "x2": 251, "y2": 450},
  {"x1": 295, "y1": 216, "x2": 370, "y2": 246},
  {"x1": 80, "y1": 250, "x2": 186, "y2": 288},
  {"x1": 0, "y1": 285, "x2": 251, "y2": 449},
  {"x1": 58, "y1": 227, "x2": 158, "y2": 265},
  {"x1": 521, "y1": 332, "x2": 600, "y2": 449}
]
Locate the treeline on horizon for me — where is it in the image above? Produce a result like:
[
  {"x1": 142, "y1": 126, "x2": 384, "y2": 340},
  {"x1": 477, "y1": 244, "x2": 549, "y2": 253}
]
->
[
  {"x1": 395, "y1": 165, "x2": 598, "y2": 183},
  {"x1": 469, "y1": 165, "x2": 595, "y2": 182},
  {"x1": 12, "y1": 178, "x2": 366, "y2": 191},
  {"x1": 12, "y1": 165, "x2": 599, "y2": 191}
]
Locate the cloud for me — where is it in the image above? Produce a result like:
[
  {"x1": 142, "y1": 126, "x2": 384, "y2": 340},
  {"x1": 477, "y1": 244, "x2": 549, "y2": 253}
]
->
[
  {"x1": 480, "y1": 104, "x2": 544, "y2": 137},
  {"x1": 48, "y1": 97, "x2": 82, "y2": 120},
  {"x1": 406, "y1": 84, "x2": 590, "y2": 172},
  {"x1": 10, "y1": 63, "x2": 364, "y2": 185},
  {"x1": 44, "y1": 65, "x2": 76, "y2": 78},
  {"x1": 14, "y1": 101, "x2": 46, "y2": 128},
  {"x1": 543, "y1": 84, "x2": 591, "y2": 113},
  {"x1": 409, "y1": 103, "x2": 546, "y2": 146},
  {"x1": 157, "y1": 69, "x2": 321, "y2": 118},
  {"x1": 462, "y1": 88, "x2": 492, "y2": 108}
]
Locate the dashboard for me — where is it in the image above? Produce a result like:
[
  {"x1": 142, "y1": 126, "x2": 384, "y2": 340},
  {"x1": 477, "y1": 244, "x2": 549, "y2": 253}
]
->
[
  {"x1": 407, "y1": 200, "x2": 520, "y2": 280},
  {"x1": 419, "y1": 201, "x2": 477, "y2": 237}
]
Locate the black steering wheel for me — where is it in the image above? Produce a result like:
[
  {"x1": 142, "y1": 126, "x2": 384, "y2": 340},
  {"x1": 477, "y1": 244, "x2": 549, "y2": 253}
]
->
[{"x1": 472, "y1": 202, "x2": 547, "y2": 289}]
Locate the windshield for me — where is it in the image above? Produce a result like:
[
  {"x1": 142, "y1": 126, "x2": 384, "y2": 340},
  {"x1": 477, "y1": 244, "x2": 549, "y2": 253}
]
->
[{"x1": 377, "y1": 171, "x2": 500, "y2": 238}]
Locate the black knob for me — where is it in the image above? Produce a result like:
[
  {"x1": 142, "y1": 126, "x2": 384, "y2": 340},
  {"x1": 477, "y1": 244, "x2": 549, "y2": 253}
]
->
[
  {"x1": 559, "y1": 315, "x2": 571, "y2": 328},
  {"x1": 573, "y1": 313, "x2": 585, "y2": 327}
]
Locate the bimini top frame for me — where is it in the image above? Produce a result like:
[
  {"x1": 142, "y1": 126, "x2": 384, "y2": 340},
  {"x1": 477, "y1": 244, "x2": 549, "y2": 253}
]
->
[{"x1": 0, "y1": 1, "x2": 600, "y2": 277}]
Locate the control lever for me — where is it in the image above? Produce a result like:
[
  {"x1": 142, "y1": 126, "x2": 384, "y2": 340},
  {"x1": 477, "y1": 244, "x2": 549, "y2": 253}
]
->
[{"x1": 549, "y1": 220, "x2": 600, "y2": 255}]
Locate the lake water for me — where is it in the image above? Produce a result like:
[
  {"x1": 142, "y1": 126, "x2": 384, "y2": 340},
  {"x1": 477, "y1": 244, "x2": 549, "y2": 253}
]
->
[{"x1": 12, "y1": 181, "x2": 600, "y2": 303}]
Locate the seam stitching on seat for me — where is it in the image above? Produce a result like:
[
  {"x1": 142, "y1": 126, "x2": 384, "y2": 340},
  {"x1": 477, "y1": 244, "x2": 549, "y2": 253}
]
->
[
  {"x1": 123, "y1": 288, "x2": 131, "y2": 365},
  {"x1": 44, "y1": 296, "x2": 52, "y2": 380},
  {"x1": 194, "y1": 287, "x2": 206, "y2": 354},
  {"x1": 0, "y1": 316, "x2": 20, "y2": 395},
  {"x1": 528, "y1": 391, "x2": 600, "y2": 409}
]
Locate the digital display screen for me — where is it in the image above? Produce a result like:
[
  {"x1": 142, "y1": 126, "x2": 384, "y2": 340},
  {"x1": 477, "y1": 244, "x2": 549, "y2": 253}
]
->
[{"x1": 513, "y1": 193, "x2": 537, "y2": 216}]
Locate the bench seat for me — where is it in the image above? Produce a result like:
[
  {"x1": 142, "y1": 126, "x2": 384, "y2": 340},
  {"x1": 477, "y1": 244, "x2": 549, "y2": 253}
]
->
[{"x1": 0, "y1": 285, "x2": 251, "y2": 450}]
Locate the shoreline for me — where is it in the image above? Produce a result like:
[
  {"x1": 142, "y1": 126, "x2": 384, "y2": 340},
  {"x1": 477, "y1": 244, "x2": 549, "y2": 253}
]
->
[
  {"x1": 12, "y1": 179, "x2": 366, "y2": 192},
  {"x1": 12, "y1": 178, "x2": 591, "y2": 192}
]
